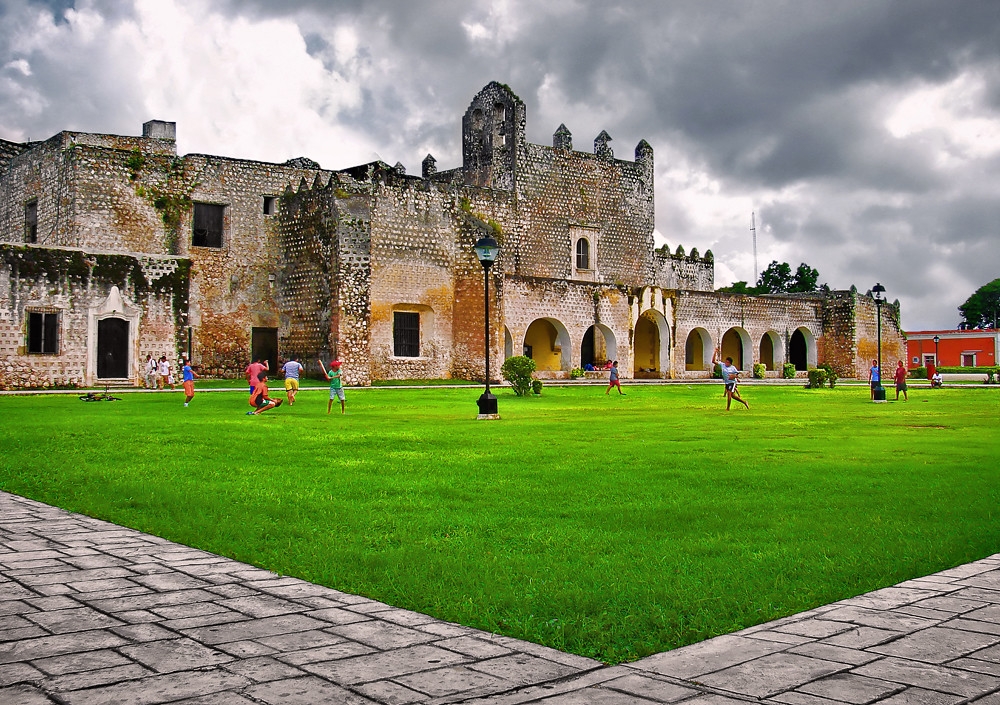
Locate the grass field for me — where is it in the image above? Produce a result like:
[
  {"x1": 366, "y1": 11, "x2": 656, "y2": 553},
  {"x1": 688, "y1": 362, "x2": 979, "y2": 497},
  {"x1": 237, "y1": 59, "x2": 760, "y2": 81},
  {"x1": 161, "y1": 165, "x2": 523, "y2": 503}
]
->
[{"x1": 1, "y1": 382, "x2": 998, "y2": 664}]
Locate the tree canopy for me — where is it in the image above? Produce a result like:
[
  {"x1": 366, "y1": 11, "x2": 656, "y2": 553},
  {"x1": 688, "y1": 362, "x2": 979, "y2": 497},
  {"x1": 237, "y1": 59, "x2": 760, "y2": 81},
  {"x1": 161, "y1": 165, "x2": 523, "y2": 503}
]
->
[
  {"x1": 959, "y1": 278, "x2": 1000, "y2": 329},
  {"x1": 717, "y1": 261, "x2": 823, "y2": 295}
]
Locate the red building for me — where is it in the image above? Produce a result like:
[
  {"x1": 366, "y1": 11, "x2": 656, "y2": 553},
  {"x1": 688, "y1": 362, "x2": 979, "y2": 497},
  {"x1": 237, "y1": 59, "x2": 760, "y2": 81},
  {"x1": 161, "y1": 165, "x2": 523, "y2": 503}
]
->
[{"x1": 906, "y1": 329, "x2": 1000, "y2": 369}]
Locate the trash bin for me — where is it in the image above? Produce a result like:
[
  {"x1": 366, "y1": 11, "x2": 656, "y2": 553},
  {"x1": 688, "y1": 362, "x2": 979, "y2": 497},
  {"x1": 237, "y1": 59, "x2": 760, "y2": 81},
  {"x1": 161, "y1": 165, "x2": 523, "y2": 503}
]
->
[{"x1": 873, "y1": 385, "x2": 886, "y2": 401}]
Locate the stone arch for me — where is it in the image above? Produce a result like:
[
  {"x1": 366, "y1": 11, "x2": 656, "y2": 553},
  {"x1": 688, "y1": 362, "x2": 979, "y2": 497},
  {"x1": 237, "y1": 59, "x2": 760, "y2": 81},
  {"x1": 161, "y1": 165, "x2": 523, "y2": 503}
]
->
[
  {"x1": 634, "y1": 309, "x2": 670, "y2": 377},
  {"x1": 685, "y1": 327, "x2": 712, "y2": 371},
  {"x1": 580, "y1": 323, "x2": 617, "y2": 368},
  {"x1": 759, "y1": 330, "x2": 784, "y2": 371},
  {"x1": 789, "y1": 326, "x2": 817, "y2": 371},
  {"x1": 523, "y1": 318, "x2": 571, "y2": 371},
  {"x1": 722, "y1": 327, "x2": 752, "y2": 370}
]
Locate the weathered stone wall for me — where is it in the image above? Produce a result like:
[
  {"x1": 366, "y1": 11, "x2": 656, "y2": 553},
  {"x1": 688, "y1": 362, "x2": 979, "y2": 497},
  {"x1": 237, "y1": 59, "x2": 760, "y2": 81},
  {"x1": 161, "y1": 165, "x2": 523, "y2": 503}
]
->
[
  {"x1": 503, "y1": 277, "x2": 631, "y2": 375},
  {"x1": 0, "y1": 244, "x2": 186, "y2": 386},
  {"x1": 852, "y1": 292, "x2": 906, "y2": 379},
  {"x1": 672, "y1": 291, "x2": 825, "y2": 377}
]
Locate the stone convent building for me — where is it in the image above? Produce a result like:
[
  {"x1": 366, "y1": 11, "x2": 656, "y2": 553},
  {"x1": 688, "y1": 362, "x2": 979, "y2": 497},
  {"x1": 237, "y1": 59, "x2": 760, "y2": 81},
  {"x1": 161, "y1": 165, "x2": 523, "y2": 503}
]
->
[{"x1": 0, "y1": 81, "x2": 903, "y2": 389}]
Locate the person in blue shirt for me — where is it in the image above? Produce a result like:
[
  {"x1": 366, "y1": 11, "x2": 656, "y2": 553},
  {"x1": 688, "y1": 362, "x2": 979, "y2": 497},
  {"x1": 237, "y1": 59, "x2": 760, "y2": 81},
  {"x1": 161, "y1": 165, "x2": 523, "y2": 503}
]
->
[
  {"x1": 181, "y1": 358, "x2": 198, "y2": 407},
  {"x1": 868, "y1": 359, "x2": 881, "y2": 400}
]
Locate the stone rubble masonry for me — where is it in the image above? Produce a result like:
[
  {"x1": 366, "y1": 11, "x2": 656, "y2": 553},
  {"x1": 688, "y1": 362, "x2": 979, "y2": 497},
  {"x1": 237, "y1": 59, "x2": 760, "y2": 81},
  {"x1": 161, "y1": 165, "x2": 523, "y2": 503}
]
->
[{"x1": 0, "y1": 82, "x2": 905, "y2": 387}]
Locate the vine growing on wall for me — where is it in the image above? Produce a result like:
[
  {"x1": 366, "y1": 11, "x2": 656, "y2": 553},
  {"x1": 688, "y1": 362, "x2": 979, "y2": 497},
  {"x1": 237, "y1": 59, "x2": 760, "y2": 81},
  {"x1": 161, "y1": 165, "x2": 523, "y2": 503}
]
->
[{"x1": 132, "y1": 156, "x2": 201, "y2": 254}]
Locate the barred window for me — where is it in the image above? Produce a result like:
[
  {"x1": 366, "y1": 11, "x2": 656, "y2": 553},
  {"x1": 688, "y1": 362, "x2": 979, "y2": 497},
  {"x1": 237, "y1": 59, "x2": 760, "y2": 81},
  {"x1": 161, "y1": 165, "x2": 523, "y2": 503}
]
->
[
  {"x1": 393, "y1": 312, "x2": 420, "y2": 357},
  {"x1": 28, "y1": 311, "x2": 58, "y2": 354},
  {"x1": 193, "y1": 203, "x2": 225, "y2": 248},
  {"x1": 576, "y1": 238, "x2": 590, "y2": 270}
]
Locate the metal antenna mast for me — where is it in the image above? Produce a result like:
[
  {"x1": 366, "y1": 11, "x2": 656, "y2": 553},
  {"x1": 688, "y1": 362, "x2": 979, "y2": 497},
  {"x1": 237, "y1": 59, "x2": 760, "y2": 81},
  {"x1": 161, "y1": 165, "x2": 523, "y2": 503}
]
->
[{"x1": 751, "y1": 211, "x2": 758, "y2": 284}]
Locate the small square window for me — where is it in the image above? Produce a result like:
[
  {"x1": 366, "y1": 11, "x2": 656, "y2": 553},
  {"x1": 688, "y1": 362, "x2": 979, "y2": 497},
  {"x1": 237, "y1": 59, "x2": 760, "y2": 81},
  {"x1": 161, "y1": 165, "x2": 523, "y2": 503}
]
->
[
  {"x1": 25, "y1": 200, "x2": 38, "y2": 243},
  {"x1": 193, "y1": 203, "x2": 225, "y2": 248},
  {"x1": 27, "y1": 311, "x2": 58, "y2": 354},
  {"x1": 263, "y1": 196, "x2": 276, "y2": 216},
  {"x1": 393, "y1": 312, "x2": 420, "y2": 357}
]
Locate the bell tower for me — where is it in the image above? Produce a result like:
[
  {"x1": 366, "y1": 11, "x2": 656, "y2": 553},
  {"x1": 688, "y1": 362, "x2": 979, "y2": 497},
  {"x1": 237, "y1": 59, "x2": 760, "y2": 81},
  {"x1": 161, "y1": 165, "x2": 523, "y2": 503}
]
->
[{"x1": 462, "y1": 82, "x2": 525, "y2": 190}]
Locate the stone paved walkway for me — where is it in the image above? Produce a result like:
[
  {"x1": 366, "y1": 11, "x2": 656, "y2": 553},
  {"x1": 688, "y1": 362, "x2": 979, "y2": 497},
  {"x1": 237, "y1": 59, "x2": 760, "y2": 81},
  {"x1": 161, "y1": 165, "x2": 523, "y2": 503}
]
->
[{"x1": 3, "y1": 491, "x2": 1000, "y2": 704}]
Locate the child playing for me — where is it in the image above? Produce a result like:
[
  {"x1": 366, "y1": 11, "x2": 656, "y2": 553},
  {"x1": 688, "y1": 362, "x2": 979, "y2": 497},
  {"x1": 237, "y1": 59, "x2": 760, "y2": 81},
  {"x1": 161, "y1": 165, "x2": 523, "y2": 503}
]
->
[
  {"x1": 318, "y1": 359, "x2": 345, "y2": 414},
  {"x1": 247, "y1": 371, "x2": 282, "y2": 415}
]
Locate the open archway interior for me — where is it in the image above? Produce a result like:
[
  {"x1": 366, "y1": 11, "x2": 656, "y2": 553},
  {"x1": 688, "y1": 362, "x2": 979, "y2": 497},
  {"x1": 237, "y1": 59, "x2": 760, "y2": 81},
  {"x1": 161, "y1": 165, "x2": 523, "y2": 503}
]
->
[
  {"x1": 759, "y1": 333, "x2": 774, "y2": 370},
  {"x1": 524, "y1": 318, "x2": 568, "y2": 371},
  {"x1": 721, "y1": 328, "x2": 746, "y2": 370},
  {"x1": 634, "y1": 314, "x2": 660, "y2": 374},
  {"x1": 685, "y1": 328, "x2": 710, "y2": 371},
  {"x1": 790, "y1": 329, "x2": 808, "y2": 370},
  {"x1": 580, "y1": 324, "x2": 616, "y2": 368}
]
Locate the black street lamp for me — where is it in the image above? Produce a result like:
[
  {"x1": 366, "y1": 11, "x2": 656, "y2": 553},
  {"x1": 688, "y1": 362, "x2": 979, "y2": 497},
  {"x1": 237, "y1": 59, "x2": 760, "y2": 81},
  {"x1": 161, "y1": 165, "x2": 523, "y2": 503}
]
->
[
  {"x1": 933, "y1": 334, "x2": 940, "y2": 367},
  {"x1": 474, "y1": 236, "x2": 500, "y2": 419},
  {"x1": 873, "y1": 282, "x2": 886, "y2": 401}
]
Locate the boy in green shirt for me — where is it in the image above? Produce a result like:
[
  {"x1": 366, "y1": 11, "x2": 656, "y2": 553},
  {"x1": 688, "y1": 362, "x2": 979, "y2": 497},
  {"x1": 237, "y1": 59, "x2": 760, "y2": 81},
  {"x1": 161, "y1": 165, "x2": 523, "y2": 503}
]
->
[{"x1": 318, "y1": 359, "x2": 345, "y2": 414}]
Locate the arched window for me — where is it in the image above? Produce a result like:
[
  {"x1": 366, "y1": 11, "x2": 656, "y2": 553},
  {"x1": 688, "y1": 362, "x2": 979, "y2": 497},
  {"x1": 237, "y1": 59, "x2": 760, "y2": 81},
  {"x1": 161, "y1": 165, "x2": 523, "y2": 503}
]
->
[{"x1": 576, "y1": 238, "x2": 590, "y2": 270}]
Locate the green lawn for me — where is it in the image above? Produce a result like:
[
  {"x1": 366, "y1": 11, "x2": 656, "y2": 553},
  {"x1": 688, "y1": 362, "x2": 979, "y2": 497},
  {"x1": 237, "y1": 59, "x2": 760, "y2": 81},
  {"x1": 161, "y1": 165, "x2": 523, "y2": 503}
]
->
[{"x1": 1, "y1": 383, "x2": 997, "y2": 663}]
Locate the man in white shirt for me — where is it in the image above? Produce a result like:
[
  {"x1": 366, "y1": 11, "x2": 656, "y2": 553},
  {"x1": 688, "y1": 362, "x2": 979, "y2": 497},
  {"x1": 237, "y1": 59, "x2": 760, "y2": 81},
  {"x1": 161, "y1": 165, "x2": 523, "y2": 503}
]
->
[{"x1": 712, "y1": 349, "x2": 749, "y2": 410}]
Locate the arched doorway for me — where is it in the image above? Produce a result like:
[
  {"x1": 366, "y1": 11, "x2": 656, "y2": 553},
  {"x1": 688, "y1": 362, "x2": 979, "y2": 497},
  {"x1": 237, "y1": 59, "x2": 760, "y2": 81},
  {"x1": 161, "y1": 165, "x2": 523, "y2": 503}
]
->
[
  {"x1": 721, "y1": 328, "x2": 751, "y2": 370},
  {"x1": 759, "y1": 331, "x2": 782, "y2": 371},
  {"x1": 789, "y1": 327, "x2": 816, "y2": 371},
  {"x1": 524, "y1": 318, "x2": 570, "y2": 371},
  {"x1": 97, "y1": 318, "x2": 129, "y2": 378},
  {"x1": 580, "y1": 324, "x2": 617, "y2": 368},
  {"x1": 634, "y1": 310, "x2": 670, "y2": 377},
  {"x1": 685, "y1": 328, "x2": 712, "y2": 371}
]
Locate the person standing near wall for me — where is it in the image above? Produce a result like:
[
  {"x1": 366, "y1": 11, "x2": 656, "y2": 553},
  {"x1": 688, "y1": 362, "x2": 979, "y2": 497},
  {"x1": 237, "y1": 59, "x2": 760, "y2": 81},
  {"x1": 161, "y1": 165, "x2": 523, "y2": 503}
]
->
[
  {"x1": 281, "y1": 356, "x2": 304, "y2": 406},
  {"x1": 158, "y1": 355, "x2": 174, "y2": 390},
  {"x1": 144, "y1": 354, "x2": 157, "y2": 389},
  {"x1": 868, "y1": 359, "x2": 881, "y2": 400}
]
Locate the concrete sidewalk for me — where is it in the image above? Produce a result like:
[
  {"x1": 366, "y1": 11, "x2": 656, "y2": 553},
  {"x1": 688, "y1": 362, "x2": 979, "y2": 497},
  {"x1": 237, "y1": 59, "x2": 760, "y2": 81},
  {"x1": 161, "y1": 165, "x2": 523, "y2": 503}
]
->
[{"x1": 2, "y1": 492, "x2": 1000, "y2": 704}]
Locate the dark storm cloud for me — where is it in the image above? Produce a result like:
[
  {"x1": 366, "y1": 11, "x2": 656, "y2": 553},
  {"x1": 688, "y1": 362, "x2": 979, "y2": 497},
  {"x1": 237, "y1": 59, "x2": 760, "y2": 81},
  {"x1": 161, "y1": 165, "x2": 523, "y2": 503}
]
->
[{"x1": 2, "y1": 0, "x2": 997, "y2": 328}]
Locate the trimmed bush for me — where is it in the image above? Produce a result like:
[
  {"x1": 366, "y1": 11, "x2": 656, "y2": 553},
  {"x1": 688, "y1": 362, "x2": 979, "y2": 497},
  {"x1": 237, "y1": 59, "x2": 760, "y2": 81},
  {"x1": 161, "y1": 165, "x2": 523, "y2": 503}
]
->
[
  {"x1": 806, "y1": 369, "x2": 827, "y2": 389},
  {"x1": 501, "y1": 355, "x2": 537, "y2": 396},
  {"x1": 570, "y1": 367, "x2": 585, "y2": 379},
  {"x1": 818, "y1": 362, "x2": 838, "y2": 388},
  {"x1": 782, "y1": 363, "x2": 796, "y2": 379},
  {"x1": 532, "y1": 379, "x2": 543, "y2": 395},
  {"x1": 752, "y1": 363, "x2": 766, "y2": 379}
]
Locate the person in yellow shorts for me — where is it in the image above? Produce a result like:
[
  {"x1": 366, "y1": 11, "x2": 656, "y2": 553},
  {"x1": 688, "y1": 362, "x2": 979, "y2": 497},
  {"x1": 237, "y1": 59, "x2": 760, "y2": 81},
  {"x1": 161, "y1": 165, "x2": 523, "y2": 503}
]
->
[{"x1": 281, "y1": 356, "x2": 304, "y2": 405}]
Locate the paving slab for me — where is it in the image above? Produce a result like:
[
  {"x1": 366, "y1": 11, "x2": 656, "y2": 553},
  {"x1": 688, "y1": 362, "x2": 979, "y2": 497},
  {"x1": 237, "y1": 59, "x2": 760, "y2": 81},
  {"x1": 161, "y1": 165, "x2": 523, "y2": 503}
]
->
[{"x1": 6, "y1": 490, "x2": 1000, "y2": 703}]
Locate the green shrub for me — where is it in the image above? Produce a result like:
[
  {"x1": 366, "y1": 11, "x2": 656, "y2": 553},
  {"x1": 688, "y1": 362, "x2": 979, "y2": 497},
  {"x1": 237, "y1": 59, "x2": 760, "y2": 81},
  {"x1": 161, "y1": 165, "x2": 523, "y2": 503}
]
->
[
  {"x1": 752, "y1": 363, "x2": 766, "y2": 379},
  {"x1": 532, "y1": 379, "x2": 543, "y2": 395},
  {"x1": 818, "y1": 362, "x2": 838, "y2": 388},
  {"x1": 501, "y1": 355, "x2": 537, "y2": 396},
  {"x1": 782, "y1": 363, "x2": 796, "y2": 379},
  {"x1": 806, "y1": 369, "x2": 827, "y2": 389},
  {"x1": 908, "y1": 366, "x2": 927, "y2": 379},
  {"x1": 570, "y1": 367, "x2": 585, "y2": 379}
]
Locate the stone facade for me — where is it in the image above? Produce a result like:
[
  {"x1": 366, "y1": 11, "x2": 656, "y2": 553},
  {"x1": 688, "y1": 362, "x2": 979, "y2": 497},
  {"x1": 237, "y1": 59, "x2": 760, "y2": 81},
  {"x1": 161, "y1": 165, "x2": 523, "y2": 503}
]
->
[{"x1": 0, "y1": 82, "x2": 904, "y2": 388}]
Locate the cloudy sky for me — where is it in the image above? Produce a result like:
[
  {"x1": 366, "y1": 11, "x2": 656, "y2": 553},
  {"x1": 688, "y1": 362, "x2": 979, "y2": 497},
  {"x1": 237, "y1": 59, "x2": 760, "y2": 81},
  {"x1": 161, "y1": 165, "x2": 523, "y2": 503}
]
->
[{"x1": 2, "y1": 0, "x2": 998, "y2": 330}]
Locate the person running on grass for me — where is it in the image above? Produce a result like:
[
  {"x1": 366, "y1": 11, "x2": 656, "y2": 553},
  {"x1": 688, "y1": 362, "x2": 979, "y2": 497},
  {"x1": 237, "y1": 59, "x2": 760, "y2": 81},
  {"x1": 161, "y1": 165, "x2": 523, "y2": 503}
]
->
[
  {"x1": 713, "y1": 349, "x2": 749, "y2": 410},
  {"x1": 247, "y1": 371, "x2": 282, "y2": 415},
  {"x1": 605, "y1": 360, "x2": 625, "y2": 395},
  {"x1": 318, "y1": 359, "x2": 346, "y2": 414},
  {"x1": 281, "y1": 355, "x2": 304, "y2": 406},
  {"x1": 180, "y1": 358, "x2": 199, "y2": 407}
]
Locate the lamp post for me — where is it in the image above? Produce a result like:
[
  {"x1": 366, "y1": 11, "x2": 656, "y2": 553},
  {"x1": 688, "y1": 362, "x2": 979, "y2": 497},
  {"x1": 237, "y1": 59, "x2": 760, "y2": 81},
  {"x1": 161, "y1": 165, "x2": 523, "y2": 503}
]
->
[
  {"x1": 872, "y1": 282, "x2": 886, "y2": 401},
  {"x1": 474, "y1": 236, "x2": 500, "y2": 419},
  {"x1": 933, "y1": 334, "x2": 940, "y2": 367}
]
